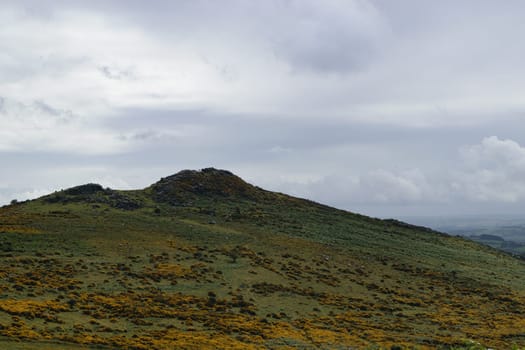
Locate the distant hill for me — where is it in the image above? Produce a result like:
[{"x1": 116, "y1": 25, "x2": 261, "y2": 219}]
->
[
  {"x1": 468, "y1": 234, "x2": 525, "y2": 258},
  {"x1": 401, "y1": 215, "x2": 525, "y2": 243},
  {"x1": 1, "y1": 168, "x2": 525, "y2": 349}
]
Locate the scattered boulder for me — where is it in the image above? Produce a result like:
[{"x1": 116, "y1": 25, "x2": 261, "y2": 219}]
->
[{"x1": 109, "y1": 193, "x2": 143, "y2": 211}]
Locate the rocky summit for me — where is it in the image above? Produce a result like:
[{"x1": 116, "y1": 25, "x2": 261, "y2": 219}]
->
[{"x1": 150, "y1": 168, "x2": 263, "y2": 205}]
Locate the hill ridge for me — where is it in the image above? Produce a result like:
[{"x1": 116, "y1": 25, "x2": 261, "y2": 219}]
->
[
  {"x1": 1, "y1": 168, "x2": 525, "y2": 349},
  {"x1": 32, "y1": 167, "x2": 441, "y2": 235}
]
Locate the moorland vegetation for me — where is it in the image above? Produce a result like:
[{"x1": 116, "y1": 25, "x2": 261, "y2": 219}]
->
[{"x1": 0, "y1": 168, "x2": 524, "y2": 349}]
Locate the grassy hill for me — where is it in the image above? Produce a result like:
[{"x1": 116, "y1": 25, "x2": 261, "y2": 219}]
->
[{"x1": 0, "y1": 168, "x2": 524, "y2": 349}]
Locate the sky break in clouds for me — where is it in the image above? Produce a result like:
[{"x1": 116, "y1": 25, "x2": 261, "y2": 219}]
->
[{"x1": 2, "y1": 0, "x2": 525, "y2": 218}]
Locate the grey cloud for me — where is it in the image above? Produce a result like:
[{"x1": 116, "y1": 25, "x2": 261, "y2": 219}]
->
[
  {"x1": 0, "y1": 97, "x2": 74, "y2": 124},
  {"x1": 32, "y1": 101, "x2": 74, "y2": 123},
  {"x1": 268, "y1": 1, "x2": 387, "y2": 73},
  {"x1": 118, "y1": 130, "x2": 180, "y2": 143},
  {"x1": 4, "y1": 0, "x2": 525, "y2": 125},
  {"x1": 98, "y1": 65, "x2": 136, "y2": 81},
  {"x1": 129, "y1": 131, "x2": 160, "y2": 141},
  {"x1": 104, "y1": 109, "x2": 525, "y2": 180},
  {"x1": 9, "y1": 0, "x2": 387, "y2": 75},
  {"x1": 0, "y1": 97, "x2": 128, "y2": 155}
]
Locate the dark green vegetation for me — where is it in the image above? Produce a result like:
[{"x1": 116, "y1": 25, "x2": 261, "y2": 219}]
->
[{"x1": 1, "y1": 168, "x2": 525, "y2": 349}]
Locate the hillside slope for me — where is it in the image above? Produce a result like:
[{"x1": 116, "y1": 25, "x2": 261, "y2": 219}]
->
[{"x1": 0, "y1": 168, "x2": 524, "y2": 349}]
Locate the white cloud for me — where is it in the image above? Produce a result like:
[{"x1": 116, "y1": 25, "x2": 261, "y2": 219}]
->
[
  {"x1": 457, "y1": 136, "x2": 525, "y2": 202},
  {"x1": 252, "y1": 136, "x2": 525, "y2": 210},
  {"x1": 37, "y1": 166, "x2": 133, "y2": 190},
  {"x1": 268, "y1": 146, "x2": 293, "y2": 154},
  {"x1": 360, "y1": 169, "x2": 425, "y2": 203},
  {"x1": 13, "y1": 189, "x2": 52, "y2": 202},
  {"x1": 264, "y1": 168, "x2": 446, "y2": 207},
  {"x1": 461, "y1": 136, "x2": 525, "y2": 172},
  {"x1": 0, "y1": 97, "x2": 129, "y2": 155},
  {"x1": 0, "y1": 188, "x2": 51, "y2": 205}
]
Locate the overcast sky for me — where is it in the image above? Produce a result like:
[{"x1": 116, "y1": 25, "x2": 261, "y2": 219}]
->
[{"x1": 2, "y1": 0, "x2": 525, "y2": 218}]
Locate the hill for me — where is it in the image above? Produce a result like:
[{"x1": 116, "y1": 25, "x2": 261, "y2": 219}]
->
[{"x1": 0, "y1": 168, "x2": 524, "y2": 349}]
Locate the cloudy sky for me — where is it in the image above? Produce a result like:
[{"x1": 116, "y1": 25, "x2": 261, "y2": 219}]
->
[{"x1": 2, "y1": 0, "x2": 525, "y2": 218}]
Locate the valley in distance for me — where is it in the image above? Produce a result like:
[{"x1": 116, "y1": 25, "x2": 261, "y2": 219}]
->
[
  {"x1": 403, "y1": 215, "x2": 525, "y2": 259},
  {"x1": 0, "y1": 167, "x2": 524, "y2": 349}
]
